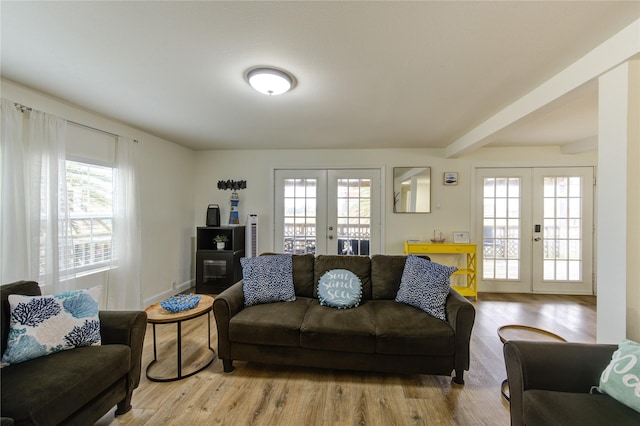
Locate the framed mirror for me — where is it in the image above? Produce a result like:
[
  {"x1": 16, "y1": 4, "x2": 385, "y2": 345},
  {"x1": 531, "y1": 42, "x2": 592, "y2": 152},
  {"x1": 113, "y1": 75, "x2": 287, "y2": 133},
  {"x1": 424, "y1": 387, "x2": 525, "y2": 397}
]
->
[{"x1": 393, "y1": 167, "x2": 431, "y2": 213}]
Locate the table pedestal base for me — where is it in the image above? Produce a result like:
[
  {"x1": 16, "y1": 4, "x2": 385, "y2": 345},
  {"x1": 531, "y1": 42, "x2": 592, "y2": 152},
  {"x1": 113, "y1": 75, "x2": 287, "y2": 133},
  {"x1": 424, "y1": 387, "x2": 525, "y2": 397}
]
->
[{"x1": 146, "y1": 309, "x2": 215, "y2": 382}]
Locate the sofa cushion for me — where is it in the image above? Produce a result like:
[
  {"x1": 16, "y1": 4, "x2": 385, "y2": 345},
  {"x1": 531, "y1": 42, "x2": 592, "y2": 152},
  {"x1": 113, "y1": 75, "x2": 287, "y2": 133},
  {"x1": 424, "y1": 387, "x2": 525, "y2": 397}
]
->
[
  {"x1": 318, "y1": 269, "x2": 362, "y2": 309},
  {"x1": 595, "y1": 339, "x2": 640, "y2": 413},
  {"x1": 396, "y1": 256, "x2": 457, "y2": 321},
  {"x1": 523, "y1": 390, "x2": 640, "y2": 425},
  {"x1": 241, "y1": 254, "x2": 295, "y2": 307},
  {"x1": 300, "y1": 300, "x2": 376, "y2": 353},
  {"x1": 229, "y1": 297, "x2": 313, "y2": 347},
  {"x1": 314, "y1": 255, "x2": 372, "y2": 300},
  {"x1": 292, "y1": 254, "x2": 316, "y2": 297},
  {"x1": 2, "y1": 286, "x2": 102, "y2": 364},
  {"x1": 1, "y1": 344, "x2": 129, "y2": 425},
  {"x1": 371, "y1": 255, "x2": 410, "y2": 300},
  {"x1": 372, "y1": 300, "x2": 455, "y2": 356}
]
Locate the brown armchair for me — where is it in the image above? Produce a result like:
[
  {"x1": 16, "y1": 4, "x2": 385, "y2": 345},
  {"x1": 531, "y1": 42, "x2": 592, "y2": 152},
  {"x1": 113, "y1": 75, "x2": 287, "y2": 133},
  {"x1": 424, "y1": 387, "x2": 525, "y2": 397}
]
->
[
  {"x1": 1, "y1": 281, "x2": 147, "y2": 425},
  {"x1": 504, "y1": 340, "x2": 640, "y2": 426}
]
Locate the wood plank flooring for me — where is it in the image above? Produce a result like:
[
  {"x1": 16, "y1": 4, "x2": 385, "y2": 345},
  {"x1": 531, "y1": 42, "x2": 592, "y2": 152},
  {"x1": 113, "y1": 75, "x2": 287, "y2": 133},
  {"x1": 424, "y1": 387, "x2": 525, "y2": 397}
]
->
[{"x1": 97, "y1": 293, "x2": 596, "y2": 426}]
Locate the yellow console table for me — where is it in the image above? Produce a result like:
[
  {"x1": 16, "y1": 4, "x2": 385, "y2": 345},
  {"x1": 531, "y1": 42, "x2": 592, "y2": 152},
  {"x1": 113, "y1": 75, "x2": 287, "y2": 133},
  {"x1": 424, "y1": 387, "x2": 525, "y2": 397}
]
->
[{"x1": 404, "y1": 241, "x2": 477, "y2": 300}]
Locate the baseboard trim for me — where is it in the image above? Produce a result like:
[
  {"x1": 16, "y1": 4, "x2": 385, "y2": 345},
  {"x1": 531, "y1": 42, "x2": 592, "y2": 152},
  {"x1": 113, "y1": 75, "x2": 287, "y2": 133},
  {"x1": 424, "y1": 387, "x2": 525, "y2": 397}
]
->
[{"x1": 144, "y1": 280, "x2": 194, "y2": 307}]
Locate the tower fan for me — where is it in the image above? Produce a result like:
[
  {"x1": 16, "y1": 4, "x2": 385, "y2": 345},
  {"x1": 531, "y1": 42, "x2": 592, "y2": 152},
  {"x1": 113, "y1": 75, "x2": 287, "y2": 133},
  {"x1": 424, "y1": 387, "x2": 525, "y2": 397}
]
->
[{"x1": 246, "y1": 214, "x2": 258, "y2": 257}]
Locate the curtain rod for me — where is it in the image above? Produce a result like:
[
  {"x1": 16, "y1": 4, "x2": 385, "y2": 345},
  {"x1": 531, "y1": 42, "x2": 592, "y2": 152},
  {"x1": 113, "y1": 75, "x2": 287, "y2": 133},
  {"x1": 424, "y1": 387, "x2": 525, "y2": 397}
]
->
[
  {"x1": 12, "y1": 101, "x2": 138, "y2": 143},
  {"x1": 67, "y1": 120, "x2": 138, "y2": 143}
]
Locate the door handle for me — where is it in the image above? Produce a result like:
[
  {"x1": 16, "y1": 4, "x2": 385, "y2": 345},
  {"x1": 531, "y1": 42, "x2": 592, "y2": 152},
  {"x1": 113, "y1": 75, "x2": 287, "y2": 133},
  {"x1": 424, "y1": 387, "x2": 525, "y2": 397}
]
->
[
  {"x1": 534, "y1": 237, "x2": 541, "y2": 242},
  {"x1": 328, "y1": 235, "x2": 334, "y2": 240}
]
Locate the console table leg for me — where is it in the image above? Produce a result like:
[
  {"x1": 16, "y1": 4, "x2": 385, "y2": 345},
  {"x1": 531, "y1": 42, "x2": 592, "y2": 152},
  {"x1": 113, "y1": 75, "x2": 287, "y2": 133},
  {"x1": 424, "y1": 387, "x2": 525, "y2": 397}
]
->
[
  {"x1": 207, "y1": 311, "x2": 212, "y2": 349},
  {"x1": 152, "y1": 324, "x2": 157, "y2": 361}
]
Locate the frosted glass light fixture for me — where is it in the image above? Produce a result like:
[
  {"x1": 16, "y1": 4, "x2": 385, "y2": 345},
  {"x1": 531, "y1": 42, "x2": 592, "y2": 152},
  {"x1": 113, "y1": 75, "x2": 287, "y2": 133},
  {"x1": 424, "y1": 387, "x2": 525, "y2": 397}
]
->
[{"x1": 246, "y1": 67, "x2": 294, "y2": 95}]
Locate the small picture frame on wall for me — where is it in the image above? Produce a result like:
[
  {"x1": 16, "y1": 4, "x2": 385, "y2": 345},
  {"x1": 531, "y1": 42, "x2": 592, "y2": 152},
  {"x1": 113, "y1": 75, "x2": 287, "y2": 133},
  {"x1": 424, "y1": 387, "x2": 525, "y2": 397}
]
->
[
  {"x1": 453, "y1": 231, "x2": 470, "y2": 244},
  {"x1": 443, "y1": 172, "x2": 458, "y2": 185}
]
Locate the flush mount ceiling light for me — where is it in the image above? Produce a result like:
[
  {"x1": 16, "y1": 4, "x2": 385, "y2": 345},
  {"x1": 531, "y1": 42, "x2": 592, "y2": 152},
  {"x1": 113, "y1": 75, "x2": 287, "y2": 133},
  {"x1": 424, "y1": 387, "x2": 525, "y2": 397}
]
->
[{"x1": 246, "y1": 67, "x2": 295, "y2": 96}]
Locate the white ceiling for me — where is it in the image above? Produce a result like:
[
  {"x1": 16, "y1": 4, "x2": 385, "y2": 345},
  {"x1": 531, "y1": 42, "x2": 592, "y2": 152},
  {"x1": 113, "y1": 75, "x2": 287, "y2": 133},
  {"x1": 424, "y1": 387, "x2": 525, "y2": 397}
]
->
[{"x1": 2, "y1": 1, "x2": 639, "y2": 153}]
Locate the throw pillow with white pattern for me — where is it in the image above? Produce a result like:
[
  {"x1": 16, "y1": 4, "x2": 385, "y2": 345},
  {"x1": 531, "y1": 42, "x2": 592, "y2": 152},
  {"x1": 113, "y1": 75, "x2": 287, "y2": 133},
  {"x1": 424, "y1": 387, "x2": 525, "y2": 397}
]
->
[
  {"x1": 2, "y1": 286, "x2": 102, "y2": 365},
  {"x1": 318, "y1": 269, "x2": 362, "y2": 309},
  {"x1": 241, "y1": 254, "x2": 295, "y2": 307},
  {"x1": 395, "y1": 255, "x2": 457, "y2": 321},
  {"x1": 594, "y1": 339, "x2": 640, "y2": 413}
]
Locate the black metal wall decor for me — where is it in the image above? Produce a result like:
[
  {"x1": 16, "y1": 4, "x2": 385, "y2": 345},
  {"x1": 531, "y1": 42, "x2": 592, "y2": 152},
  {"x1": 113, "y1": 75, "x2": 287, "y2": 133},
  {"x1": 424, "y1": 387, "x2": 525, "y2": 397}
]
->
[
  {"x1": 217, "y1": 180, "x2": 246, "y2": 191},
  {"x1": 217, "y1": 180, "x2": 246, "y2": 225}
]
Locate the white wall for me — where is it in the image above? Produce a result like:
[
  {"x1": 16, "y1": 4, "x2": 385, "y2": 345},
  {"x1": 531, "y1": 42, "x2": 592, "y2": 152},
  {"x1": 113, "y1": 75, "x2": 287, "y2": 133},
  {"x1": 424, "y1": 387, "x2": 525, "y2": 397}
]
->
[
  {"x1": 194, "y1": 146, "x2": 596, "y2": 257},
  {"x1": 628, "y1": 61, "x2": 640, "y2": 341},
  {"x1": 597, "y1": 60, "x2": 640, "y2": 342},
  {"x1": 1, "y1": 79, "x2": 196, "y2": 305}
]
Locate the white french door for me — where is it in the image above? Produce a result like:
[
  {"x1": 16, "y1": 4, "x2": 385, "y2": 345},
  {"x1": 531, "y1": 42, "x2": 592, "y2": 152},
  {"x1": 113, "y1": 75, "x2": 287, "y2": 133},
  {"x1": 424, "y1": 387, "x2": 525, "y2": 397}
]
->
[
  {"x1": 274, "y1": 169, "x2": 381, "y2": 256},
  {"x1": 476, "y1": 167, "x2": 594, "y2": 294}
]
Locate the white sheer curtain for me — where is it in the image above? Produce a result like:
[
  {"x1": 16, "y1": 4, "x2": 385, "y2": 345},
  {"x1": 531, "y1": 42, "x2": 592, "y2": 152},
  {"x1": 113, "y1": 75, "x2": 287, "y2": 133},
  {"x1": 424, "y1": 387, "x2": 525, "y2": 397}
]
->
[
  {"x1": 106, "y1": 136, "x2": 142, "y2": 309},
  {"x1": 29, "y1": 109, "x2": 75, "y2": 292},
  {"x1": 0, "y1": 99, "x2": 74, "y2": 292},
  {"x1": 1, "y1": 99, "x2": 30, "y2": 282},
  {"x1": 2, "y1": 99, "x2": 141, "y2": 306}
]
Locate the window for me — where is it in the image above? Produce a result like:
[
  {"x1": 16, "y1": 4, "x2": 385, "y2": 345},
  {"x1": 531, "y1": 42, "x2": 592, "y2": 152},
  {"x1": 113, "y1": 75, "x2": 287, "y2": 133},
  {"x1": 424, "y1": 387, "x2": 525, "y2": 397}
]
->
[{"x1": 65, "y1": 160, "x2": 114, "y2": 273}]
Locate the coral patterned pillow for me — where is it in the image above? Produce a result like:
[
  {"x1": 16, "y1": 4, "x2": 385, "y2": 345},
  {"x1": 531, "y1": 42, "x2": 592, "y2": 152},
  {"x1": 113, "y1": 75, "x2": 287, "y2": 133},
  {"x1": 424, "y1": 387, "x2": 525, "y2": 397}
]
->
[{"x1": 2, "y1": 286, "x2": 102, "y2": 365}]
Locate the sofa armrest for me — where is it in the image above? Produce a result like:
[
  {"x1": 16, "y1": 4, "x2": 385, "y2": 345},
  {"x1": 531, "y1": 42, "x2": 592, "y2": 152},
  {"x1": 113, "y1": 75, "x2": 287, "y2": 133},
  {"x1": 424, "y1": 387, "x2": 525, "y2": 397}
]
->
[
  {"x1": 445, "y1": 289, "x2": 476, "y2": 380},
  {"x1": 213, "y1": 280, "x2": 246, "y2": 360},
  {"x1": 504, "y1": 340, "x2": 617, "y2": 426},
  {"x1": 99, "y1": 310, "x2": 148, "y2": 391}
]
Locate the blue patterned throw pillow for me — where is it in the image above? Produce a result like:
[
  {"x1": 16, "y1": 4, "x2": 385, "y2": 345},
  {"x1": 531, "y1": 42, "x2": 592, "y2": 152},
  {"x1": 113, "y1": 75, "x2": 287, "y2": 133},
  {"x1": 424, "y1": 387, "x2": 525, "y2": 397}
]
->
[
  {"x1": 318, "y1": 269, "x2": 362, "y2": 309},
  {"x1": 241, "y1": 254, "x2": 295, "y2": 307},
  {"x1": 396, "y1": 255, "x2": 457, "y2": 321},
  {"x1": 2, "y1": 286, "x2": 102, "y2": 365}
]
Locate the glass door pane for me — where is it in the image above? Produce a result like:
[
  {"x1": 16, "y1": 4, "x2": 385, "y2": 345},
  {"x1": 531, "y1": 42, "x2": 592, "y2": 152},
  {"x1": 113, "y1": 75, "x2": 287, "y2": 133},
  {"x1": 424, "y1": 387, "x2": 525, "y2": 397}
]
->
[
  {"x1": 275, "y1": 169, "x2": 380, "y2": 256},
  {"x1": 476, "y1": 168, "x2": 532, "y2": 293},
  {"x1": 282, "y1": 178, "x2": 317, "y2": 254},
  {"x1": 476, "y1": 167, "x2": 593, "y2": 295},
  {"x1": 328, "y1": 169, "x2": 380, "y2": 256},
  {"x1": 275, "y1": 169, "x2": 327, "y2": 255},
  {"x1": 532, "y1": 168, "x2": 593, "y2": 294},
  {"x1": 482, "y1": 177, "x2": 521, "y2": 280},
  {"x1": 335, "y1": 178, "x2": 371, "y2": 255}
]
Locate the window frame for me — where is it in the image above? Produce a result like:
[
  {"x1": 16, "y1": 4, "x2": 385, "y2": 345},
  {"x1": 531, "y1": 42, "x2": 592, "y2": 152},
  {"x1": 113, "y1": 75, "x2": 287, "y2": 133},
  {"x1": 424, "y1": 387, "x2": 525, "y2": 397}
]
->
[{"x1": 64, "y1": 155, "x2": 115, "y2": 276}]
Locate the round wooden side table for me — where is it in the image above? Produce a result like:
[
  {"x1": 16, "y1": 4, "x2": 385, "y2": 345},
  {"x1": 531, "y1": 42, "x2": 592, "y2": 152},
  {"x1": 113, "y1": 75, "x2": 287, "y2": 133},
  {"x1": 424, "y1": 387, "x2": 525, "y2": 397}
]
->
[
  {"x1": 145, "y1": 294, "x2": 215, "y2": 382},
  {"x1": 498, "y1": 325, "x2": 567, "y2": 401}
]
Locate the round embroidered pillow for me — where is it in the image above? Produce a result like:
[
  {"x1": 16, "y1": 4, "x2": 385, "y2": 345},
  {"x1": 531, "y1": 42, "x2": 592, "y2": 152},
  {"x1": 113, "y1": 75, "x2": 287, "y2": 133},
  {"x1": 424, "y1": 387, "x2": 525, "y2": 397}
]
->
[{"x1": 318, "y1": 269, "x2": 362, "y2": 309}]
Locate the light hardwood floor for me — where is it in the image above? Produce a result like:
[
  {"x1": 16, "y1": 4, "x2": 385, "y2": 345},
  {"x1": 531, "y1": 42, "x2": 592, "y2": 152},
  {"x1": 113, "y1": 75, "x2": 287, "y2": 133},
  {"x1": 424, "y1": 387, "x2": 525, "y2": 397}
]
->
[{"x1": 98, "y1": 293, "x2": 596, "y2": 426}]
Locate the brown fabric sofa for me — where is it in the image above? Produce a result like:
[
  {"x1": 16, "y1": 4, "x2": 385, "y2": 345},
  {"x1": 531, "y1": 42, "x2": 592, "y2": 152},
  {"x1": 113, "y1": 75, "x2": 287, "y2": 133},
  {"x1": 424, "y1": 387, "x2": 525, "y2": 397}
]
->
[
  {"x1": 214, "y1": 254, "x2": 476, "y2": 384},
  {"x1": 504, "y1": 340, "x2": 640, "y2": 426},
  {"x1": 1, "y1": 281, "x2": 147, "y2": 426}
]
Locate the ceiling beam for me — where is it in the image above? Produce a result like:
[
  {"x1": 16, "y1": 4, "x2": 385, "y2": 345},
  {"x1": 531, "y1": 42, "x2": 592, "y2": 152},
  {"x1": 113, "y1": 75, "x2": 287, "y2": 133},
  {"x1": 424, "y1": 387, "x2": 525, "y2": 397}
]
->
[
  {"x1": 445, "y1": 18, "x2": 640, "y2": 158},
  {"x1": 561, "y1": 136, "x2": 598, "y2": 155}
]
